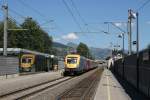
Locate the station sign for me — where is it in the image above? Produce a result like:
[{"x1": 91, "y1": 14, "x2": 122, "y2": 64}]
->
[{"x1": 143, "y1": 51, "x2": 149, "y2": 61}]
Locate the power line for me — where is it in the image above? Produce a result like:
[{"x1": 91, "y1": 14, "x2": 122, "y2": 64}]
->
[
  {"x1": 18, "y1": 0, "x2": 46, "y2": 18},
  {"x1": 62, "y1": 0, "x2": 83, "y2": 31},
  {"x1": 17, "y1": 1, "x2": 53, "y2": 24},
  {"x1": 9, "y1": 8, "x2": 27, "y2": 19},
  {"x1": 40, "y1": 20, "x2": 54, "y2": 26},
  {"x1": 64, "y1": 0, "x2": 95, "y2": 45},
  {"x1": 18, "y1": 0, "x2": 63, "y2": 33},
  {"x1": 64, "y1": 0, "x2": 90, "y2": 33},
  {"x1": 137, "y1": 0, "x2": 150, "y2": 11},
  {"x1": 70, "y1": 0, "x2": 89, "y2": 32},
  {"x1": 111, "y1": 22, "x2": 126, "y2": 33},
  {"x1": 70, "y1": 0, "x2": 86, "y2": 25}
]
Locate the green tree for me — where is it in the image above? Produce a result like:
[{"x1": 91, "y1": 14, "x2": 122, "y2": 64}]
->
[
  {"x1": 0, "y1": 17, "x2": 53, "y2": 54},
  {"x1": 0, "y1": 19, "x2": 20, "y2": 48},
  {"x1": 20, "y1": 17, "x2": 52, "y2": 53},
  {"x1": 147, "y1": 44, "x2": 150, "y2": 49},
  {"x1": 77, "y1": 42, "x2": 92, "y2": 58},
  {"x1": 0, "y1": 21, "x2": 4, "y2": 47}
]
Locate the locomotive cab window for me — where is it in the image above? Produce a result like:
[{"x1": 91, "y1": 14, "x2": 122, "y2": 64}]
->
[
  {"x1": 28, "y1": 59, "x2": 32, "y2": 63},
  {"x1": 22, "y1": 57, "x2": 32, "y2": 63},
  {"x1": 67, "y1": 57, "x2": 77, "y2": 64},
  {"x1": 22, "y1": 58, "x2": 27, "y2": 63}
]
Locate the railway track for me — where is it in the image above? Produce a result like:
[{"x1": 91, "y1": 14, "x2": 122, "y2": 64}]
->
[
  {"x1": 0, "y1": 76, "x2": 72, "y2": 100},
  {"x1": 58, "y1": 69, "x2": 103, "y2": 100},
  {"x1": 0, "y1": 68, "x2": 103, "y2": 100}
]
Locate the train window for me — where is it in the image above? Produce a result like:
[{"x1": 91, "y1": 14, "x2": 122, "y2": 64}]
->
[
  {"x1": 28, "y1": 59, "x2": 32, "y2": 63},
  {"x1": 67, "y1": 57, "x2": 77, "y2": 64},
  {"x1": 22, "y1": 57, "x2": 32, "y2": 63},
  {"x1": 22, "y1": 58, "x2": 26, "y2": 63}
]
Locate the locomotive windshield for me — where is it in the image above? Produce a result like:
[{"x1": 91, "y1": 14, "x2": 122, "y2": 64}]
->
[
  {"x1": 67, "y1": 57, "x2": 77, "y2": 64},
  {"x1": 22, "y1": 57, "x2": 32, "y2": 63}
]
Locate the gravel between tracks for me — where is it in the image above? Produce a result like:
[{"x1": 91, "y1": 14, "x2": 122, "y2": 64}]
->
[
  {"x1": 23, "y1": 68, "x2": 102, "y2": 100},
  {"x1": 59, "y1": 69, "x2": 103, "y2": 100}
]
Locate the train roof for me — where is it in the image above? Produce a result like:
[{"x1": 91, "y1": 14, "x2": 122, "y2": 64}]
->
[
  {"x1": 66, "y1": 54, "x2": 80, "y2": 58},
  {"x1": 0, "y1": 48, "x2": 52, "y2": 58}
]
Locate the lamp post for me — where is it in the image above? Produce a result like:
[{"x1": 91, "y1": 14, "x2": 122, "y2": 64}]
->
[
  {"x1": 118, "y1": 33, "x2": 125, "y2": 79},
  {"x1": 118, "y1": 33, "x2": 125, "y2": 58},
  {"x1": 104, "y1": 22, "x2": 127, "y2": 54}
]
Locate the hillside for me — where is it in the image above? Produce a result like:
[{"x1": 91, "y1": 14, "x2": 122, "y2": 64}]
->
[
  {"x1": 90, "y1": 47, "x2": 111, "y2": 59},
  {"x1": 67, "y1": 42, "x2": 111, "y2": 59},
  {"x1": 53, "y1": 42, "x2": 69, "y2": 48}
]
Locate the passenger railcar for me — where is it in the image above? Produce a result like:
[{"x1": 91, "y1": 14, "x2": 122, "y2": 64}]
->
[{"x1": 64, "y1": 54, "x2": 97, "y2": 75}]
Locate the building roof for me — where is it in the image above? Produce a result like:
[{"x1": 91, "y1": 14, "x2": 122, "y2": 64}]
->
[{"x1": 0, "y1": 48, "x2": 52, "y2": 58}]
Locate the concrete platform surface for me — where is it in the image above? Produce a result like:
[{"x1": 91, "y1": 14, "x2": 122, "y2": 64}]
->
[
  {"x1": 0, "y1": 70, "x2": 63, "y2": 96},
  {"x1": 94, "y1": 69, "x2": 131, "y2": 100}
]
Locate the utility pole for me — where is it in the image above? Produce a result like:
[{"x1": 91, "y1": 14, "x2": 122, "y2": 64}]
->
[
  {"x1": 2, "y1": 0, "x2": 28, "y2": 56},
  {"x1": 2, "y1": 2, "x2": 8, "y2": 56},
  {"x1": 128, "y1": 9, "x2": 132, "y2": 55},
  {"x1": 136, "y1": 12, "x2": 139, "y2": 91}
]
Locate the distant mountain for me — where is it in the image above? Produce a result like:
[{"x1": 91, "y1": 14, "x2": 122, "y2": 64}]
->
[
  {"x1": 53, "y1": 42, "x2": 68, "y2": 48},
  {"x1": 66, "y1": 42, "x2": 78, "y2": 48},
  {"x1": 90, "y1": 47, "x2": 111, "y2": 59},
  {"x1": 53, "y1": 42, "x2": 111, "y2": 59},
  {"x1": 66, "y1": 42, "x2": 111, "y2": 59}
]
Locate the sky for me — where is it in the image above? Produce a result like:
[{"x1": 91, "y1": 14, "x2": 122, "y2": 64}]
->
[{"x1": 0, "y1": 0, "x2": 150, "y2": 51}]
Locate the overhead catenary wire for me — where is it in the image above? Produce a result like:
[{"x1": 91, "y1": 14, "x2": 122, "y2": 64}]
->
[
  {"x1": 137, "y1": 0, "x2": 150, "y2": 11},
  {"x1": 18, "y1": 0, "x2": 46, "y2": 18},
  {"x1": 70, "y1": 0, "x2": 86, "y2": 25},
  {"x1": 9, "y1": 8, "x2": 27, "y2": 19},
  {"x1": 62, "y1": 0, "x2": 83, "y2": 32},
  {"x1": 63, "y1": 0, "x2": 91, "y2": 39},
  {"x1": 17, "y1": 0, "x2": 63, "y2": 33},
  {"x1": 10, "y1": 10, "x2": 51, "y2": 31},
  {"x1": 70, "y1": 0, "x2": 90, "y2": 32},
  {"x1": 9, "y1": 10, "x2": 59, "y2": 33}
]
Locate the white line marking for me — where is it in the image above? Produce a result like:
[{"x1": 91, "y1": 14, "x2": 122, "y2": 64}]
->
[{"x1": 106, "y1": 70, "x2": 111, "y2": 100}]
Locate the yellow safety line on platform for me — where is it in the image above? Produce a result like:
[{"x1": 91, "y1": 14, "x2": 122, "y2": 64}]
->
[{"x1": 106, "y1": 70, "x2": 111, "y2": 100}]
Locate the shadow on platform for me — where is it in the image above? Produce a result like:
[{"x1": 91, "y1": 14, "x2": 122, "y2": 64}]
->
[{"x1": 113, "y1": 72, "x2": 150, "y2": 100}]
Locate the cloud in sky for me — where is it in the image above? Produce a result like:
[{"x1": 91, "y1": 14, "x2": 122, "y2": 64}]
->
[
  {"x1": 62, "y1": 33, "x2": 78, "y2": 40},
  {"x1": 53, "y1": 38, "x2": 61, "y2": 42},
  {"x1": 147, "y1": 21, "x2": 150, "y2": 24},
  {"x1": 114, "y1": 23, "x2": 122, "y2": 27}
]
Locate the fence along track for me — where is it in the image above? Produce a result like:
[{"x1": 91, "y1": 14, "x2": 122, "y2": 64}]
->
[
  {"x1": 58, "y1": 69, "x2": 103, "y2": 100},
  {"x1": 0, "y1": 77, "x2": 72, "y2": 100}
]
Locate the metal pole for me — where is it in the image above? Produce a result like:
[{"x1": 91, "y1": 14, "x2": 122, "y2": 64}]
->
[
  {"x1": 122, "y1": 33, "x2": 125, "y2": 79},
  {"x1": 2, "y1": 3, "x2": 8, "y2": 56},
  {"x1": 136, "y1": 12, "x2": 139, "y2": 90},
  {"x1": 128, "y1": 9, "x2": 132, "y2": 55}
]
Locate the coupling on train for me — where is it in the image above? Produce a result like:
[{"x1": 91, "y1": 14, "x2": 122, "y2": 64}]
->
[{"x1": 64, "y1": 54, "x2": 98, "y2": 75}]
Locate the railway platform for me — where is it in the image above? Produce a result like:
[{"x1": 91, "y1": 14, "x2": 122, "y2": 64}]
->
[
  {"x1": 94, "y1": 68, "x2": 131, "y2": 100},
  {"x1": 0, "y1": 70, "x2": 63, "y2": 98}
]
